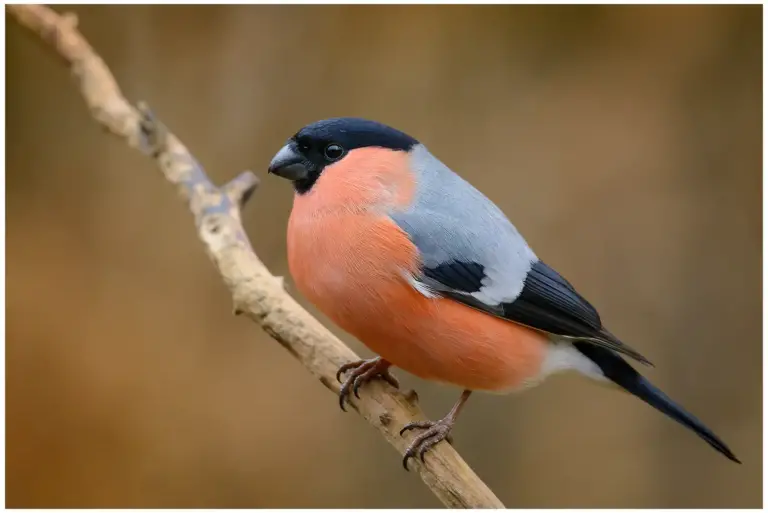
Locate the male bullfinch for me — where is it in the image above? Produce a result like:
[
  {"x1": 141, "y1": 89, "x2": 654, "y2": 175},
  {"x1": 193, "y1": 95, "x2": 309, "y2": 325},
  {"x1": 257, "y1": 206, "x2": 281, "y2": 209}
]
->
[{"x1": 267, "y1": 117, "x2": 740, "y2": 468}]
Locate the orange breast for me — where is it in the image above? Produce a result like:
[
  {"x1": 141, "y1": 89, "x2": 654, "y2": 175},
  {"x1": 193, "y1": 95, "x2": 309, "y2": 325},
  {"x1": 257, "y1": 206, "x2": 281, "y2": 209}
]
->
[{"x1": 288, "y1": 209, "x2": 548, "y2": 392}]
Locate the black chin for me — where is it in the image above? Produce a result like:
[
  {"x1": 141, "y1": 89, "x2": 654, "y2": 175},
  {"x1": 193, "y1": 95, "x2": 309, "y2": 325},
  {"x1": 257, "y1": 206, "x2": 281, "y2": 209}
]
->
[{"x1": 292, "y1": 170, "x2": 321, "y2": 195}]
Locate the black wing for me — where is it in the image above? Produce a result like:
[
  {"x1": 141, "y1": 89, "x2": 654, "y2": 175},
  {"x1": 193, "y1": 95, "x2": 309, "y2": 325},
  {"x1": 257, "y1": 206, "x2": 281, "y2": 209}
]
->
[{"x1": 419, "y1": 259, "x2": 652, "y2": 366}]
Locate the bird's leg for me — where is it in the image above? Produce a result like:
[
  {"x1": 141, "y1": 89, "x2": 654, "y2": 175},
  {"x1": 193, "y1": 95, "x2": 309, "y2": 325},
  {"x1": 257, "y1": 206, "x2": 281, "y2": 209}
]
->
[
  {"x1": 336, "y1": 356, "x2": 399, "y2": 411},
  {"x1": 399, "y1": 389, "x2": 472, "y2": 470}
]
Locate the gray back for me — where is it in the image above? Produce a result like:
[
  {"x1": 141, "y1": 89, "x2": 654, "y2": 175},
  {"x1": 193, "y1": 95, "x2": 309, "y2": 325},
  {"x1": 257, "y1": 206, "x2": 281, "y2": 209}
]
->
[{"x1": 388, "y1": 144, "x2": 537, "y2": 306}]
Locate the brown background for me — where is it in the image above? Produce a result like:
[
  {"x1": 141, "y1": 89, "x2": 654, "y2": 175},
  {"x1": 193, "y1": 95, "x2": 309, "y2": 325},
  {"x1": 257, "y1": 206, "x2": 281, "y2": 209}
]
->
[{"x1": 6, "y1": 4, "x2": 762, "y2": 508}]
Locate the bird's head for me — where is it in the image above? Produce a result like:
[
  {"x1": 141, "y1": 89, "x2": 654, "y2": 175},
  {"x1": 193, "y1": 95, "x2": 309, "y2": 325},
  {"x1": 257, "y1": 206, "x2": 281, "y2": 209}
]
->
[{"x1": 268, "y1": 117, "x2": 419, "y2": 195}]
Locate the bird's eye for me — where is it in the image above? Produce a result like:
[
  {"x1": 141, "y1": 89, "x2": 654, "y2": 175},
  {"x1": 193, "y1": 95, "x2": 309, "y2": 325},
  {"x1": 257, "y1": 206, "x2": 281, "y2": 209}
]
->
[{"x1": 324, "y1": 143, "x2": 345, "y2": 161}]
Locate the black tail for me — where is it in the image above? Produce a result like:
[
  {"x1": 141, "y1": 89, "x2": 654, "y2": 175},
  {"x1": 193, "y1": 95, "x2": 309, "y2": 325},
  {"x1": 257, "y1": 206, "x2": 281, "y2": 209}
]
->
[{"x1": 574, "y1": 342, "x2": 741, "y2": 464}]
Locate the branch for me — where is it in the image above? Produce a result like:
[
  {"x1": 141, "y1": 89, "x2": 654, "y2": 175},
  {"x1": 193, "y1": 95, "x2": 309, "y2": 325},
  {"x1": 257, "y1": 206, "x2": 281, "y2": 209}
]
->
[{"x1": 8, "y1": 5, "x2": 504, "y2": 509}]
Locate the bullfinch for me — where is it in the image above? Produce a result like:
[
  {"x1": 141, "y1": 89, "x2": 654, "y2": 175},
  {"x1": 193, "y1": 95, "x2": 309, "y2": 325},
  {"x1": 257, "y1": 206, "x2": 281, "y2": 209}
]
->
[{"x1": 267, "y1": 117, "x2": 740, "y2": 468}]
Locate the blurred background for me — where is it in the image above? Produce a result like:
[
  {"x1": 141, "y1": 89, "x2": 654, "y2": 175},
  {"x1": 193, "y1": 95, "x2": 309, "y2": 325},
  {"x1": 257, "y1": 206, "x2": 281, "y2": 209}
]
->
[{"x1": 6, "y1": 4, "x2": 762, "y2": 508}]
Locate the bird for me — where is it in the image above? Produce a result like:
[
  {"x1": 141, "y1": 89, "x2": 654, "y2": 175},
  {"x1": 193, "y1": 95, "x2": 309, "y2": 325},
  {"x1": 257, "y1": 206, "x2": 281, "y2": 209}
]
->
[{"x1": 267, "y1": 117, "x2": 741, "y2": 469}]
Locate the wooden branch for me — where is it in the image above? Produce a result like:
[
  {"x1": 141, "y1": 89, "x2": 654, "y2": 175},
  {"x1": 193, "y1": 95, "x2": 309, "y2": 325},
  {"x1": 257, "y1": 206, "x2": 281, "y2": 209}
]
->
[{"x1": 8, "y1": 5, "x2": 504, "y2": 509}]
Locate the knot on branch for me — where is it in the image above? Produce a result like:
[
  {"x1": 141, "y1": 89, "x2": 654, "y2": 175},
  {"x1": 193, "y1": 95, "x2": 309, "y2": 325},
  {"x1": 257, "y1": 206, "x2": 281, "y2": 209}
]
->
[{"x1": 137, "y1": 101, "x2": 167, "y2": 159}]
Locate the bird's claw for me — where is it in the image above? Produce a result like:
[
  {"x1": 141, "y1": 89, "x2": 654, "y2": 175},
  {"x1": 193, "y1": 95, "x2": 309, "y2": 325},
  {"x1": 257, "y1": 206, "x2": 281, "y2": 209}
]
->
[
  {"x1": 336, "y1": 357, "x2": 399, "y2": 411},
  {"x1": 400, "y1": 418, "x2": 455, "y2": 470}
]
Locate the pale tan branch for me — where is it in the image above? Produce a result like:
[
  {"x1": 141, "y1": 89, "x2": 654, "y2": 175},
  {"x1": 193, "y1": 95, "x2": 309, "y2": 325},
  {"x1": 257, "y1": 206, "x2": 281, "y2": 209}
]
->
[{"x1": 8, "y1": 4, "x2": 504, "y2": 509}]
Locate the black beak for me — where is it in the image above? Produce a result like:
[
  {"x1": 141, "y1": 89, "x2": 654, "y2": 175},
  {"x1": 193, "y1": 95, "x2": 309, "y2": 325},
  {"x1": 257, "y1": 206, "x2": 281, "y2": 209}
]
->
[{"x1": 268, "y1": 142, "x2": 308, "y2": 181}]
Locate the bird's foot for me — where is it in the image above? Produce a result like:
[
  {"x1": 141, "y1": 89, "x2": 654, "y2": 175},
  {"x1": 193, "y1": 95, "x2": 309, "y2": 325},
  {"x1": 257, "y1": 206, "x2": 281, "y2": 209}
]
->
[
  {"x1": 399, "y1": 417, "x2": 455, "y2": 470},
  {"x1": 336, "y1": 356, "x2": 399, "y2": 411}
]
